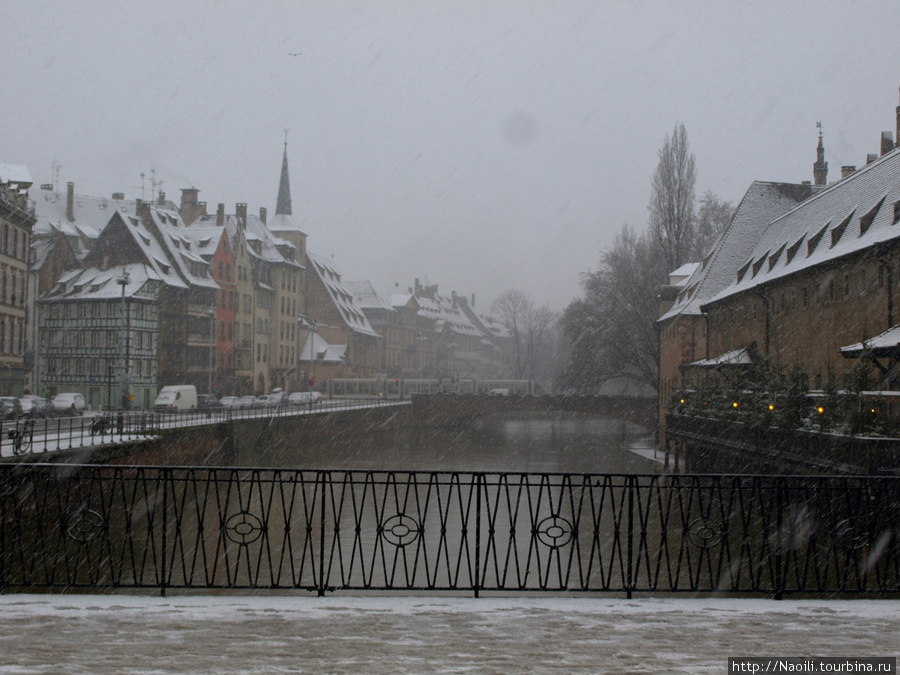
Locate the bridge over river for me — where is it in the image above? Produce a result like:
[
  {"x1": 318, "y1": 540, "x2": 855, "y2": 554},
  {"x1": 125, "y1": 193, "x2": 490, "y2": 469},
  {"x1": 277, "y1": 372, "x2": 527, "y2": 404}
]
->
[{"x1": 2, "y1": 394, "x2": 898, "y2": 598}]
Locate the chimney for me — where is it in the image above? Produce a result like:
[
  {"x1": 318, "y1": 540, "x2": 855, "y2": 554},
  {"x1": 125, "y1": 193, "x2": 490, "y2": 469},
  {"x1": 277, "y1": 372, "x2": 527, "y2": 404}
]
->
[
  {"x1": 216, "y1": 203, "x2": 225, "y2": 227},
  {"x1": 451, "y1": 291, "x2": 458, "y2": 308},
  {"x1": 471, "y1": 293, "x2": 475, "y2": 307},
  {"x1": 881, "y1": 131, "x2": 894, "y2": 156},
  {"x1": 157, "y1": 191, "x2": 166, "y2": 206},
  {"x1": 66, "y1": 182, "x2": 75, "y2": 222},
  {"x1": 236, "y1": 203, "x2": 247, "y2": 226},
  {"x1": 896, "y1": 85, "x2": 900, "y2": 151},
  {"x1": 259, "y1": 206, "x2": 267, "y2": 224},
  {"x1": 179, "y1": 187, "x2": 202, "y2": 225},
  {"x1": 137, "y1": 199, "x2": 151, "y2": 224},
  {"x1": 841, "y1": 165, "x2": 857, "y2": 179},
  {"x1": 867, "y1": 153, "x2": 878, "y2": 165},
  {"x1": 111, "y1": 192, "x2": 125, "y2": 200}
]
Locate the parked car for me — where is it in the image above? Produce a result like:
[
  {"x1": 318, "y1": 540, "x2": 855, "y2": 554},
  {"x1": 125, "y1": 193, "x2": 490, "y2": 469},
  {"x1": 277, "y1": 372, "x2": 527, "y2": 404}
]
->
[
  {"x1": 198, "y1": 394, "x2": 222, "y2": 409},
  {"x1": 219, "y1": 396, "x2": 241, "y2": 409},
  {"x1": 52, "y1": 392, "x2": 85, "y2": 416},
  {"x1": 488, "y1": 388, "x2": 510, "y2": 396},
  {"x1": 259, "y1": 391, "x2": 288, "y2": 408},
  {"x1": 238, "y1": 395, "x2": 260, "y2": 410},
  {"x1": 19, "y1": 395, "x2": 52, "y2": 418},
  {"x1": 0, "y1": 397, "x2": 22, "y2": 420},
  {"x1": 288, "y1": 391, "x2": 323, "y2": 405}
]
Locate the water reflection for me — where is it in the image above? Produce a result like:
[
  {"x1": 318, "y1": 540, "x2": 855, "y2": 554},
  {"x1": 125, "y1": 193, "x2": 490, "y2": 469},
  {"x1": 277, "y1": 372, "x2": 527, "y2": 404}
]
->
[{"x1": 236, "y1": 413, "x2": 659, "y2": 474}]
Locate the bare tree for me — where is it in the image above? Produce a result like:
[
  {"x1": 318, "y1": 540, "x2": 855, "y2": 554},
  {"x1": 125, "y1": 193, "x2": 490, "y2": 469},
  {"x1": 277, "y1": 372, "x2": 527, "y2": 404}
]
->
[
  {"x1": 490, "y1": 289, "x2": 557, "y2": 383},
  {"x1": 693, "y1": 191, "x2": 734, "y2": 259},
  {"x1": 561, "y1": 226, "x2": 668, "y2": 393},
  {"x1": 649, "y1": 123, "x2": 696, "y2": 273}
]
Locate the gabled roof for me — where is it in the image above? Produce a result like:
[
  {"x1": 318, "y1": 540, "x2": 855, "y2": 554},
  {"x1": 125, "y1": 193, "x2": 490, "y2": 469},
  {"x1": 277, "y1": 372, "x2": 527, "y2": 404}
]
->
[
  {"x1": 31, "y1": 188, "x2": 135, "y2": 239},
  {"x1": 308, "y1": 251, "x2": 378, "y2": 337},
  {"x1": 705, "y1": 148, "x2": 900, "y2": 308},
  {"x1": 42, "y1": 262, "x2": 163, "y2": 301},
  {"x1": 659, "y1": 181, "x2": 818, "y2": 322},
  {"x1": 299, "y1": 330, "x2": 346, "y2": 364},
  {"x1": 414, "y1": 292, "x2": 483, "y2": 338}
]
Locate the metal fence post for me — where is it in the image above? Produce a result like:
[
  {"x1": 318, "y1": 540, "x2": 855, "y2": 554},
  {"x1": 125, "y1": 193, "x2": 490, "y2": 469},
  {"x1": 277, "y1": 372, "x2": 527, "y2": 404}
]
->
[
  {"x1": 318, "y1": 471, "x2": 327, "y2": 597},
  {"x1": 160, "y1": 468, "x2": 168, "y2": 597},
  {"x1": 774, "y1": 477, "x2": 784, "y2": 600},
  {"x1": 474, "y1": 473, "x2": 482, "y2": 598},
  {"x1": 626, "y1": 475, "x2": 635, "y2": 598}
]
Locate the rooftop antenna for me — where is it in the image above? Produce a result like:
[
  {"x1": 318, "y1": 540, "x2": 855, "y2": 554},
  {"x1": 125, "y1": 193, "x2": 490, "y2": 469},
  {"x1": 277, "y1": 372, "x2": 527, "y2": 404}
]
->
[
  {"x1": 134, "y1": 173, "x2": 146, "y2": 201},
  {"x1": 51, "y1": 161, "x2": 62, "y2": 191},
  {"x1": 150, "y1": 169, "x2": 164, "y2": 203}
]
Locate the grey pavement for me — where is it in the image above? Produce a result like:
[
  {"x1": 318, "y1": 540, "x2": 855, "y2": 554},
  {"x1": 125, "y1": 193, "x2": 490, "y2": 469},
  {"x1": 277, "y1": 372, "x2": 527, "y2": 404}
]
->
[{"x1": 0, "y1": 594, "x2": 897, "y2": 674}]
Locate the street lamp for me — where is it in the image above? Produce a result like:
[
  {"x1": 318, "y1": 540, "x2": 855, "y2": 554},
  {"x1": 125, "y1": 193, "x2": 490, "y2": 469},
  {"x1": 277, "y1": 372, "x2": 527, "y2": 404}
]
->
[
  {"x1": 207, "y1": 307, "x2": 216, "y2": 395},
  {"x1": 116, "y1": 267, "x2": 130, "y2": 410}
]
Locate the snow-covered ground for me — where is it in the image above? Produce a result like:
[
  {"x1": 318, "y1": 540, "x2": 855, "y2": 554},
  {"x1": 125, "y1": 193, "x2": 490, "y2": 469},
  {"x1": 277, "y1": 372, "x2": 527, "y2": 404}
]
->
[{"x1": 0, "y1": 594, "x2": 897, "y2": 673}]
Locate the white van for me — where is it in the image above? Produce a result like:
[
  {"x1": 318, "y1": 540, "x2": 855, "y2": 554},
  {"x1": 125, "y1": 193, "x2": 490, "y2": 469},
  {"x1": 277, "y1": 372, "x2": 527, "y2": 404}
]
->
[{"x1": 154, "y1": 385, "x2": 198, "y2": 411}]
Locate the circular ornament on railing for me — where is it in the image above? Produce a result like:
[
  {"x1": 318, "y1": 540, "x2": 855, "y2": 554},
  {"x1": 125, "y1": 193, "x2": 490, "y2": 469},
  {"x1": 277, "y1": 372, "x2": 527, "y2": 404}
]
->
[
  {"x1": 225, "y1": 511, "x2": 264, "y2": 545},
  {"x1": 382, "y1": 514, "x2": 421, "y2": 547},
  {"x1": 687, "y1": 517, "x2": 723, "y2": 549},
  {"x1": 67, "y1": 509, "x2": 105, "y2": 543},
  {"x1": 536, "y1": 515, "x2": 574, "y2": 549},
  {"x1": 836, "y1": 517, "x2": 870, "y2": 550}
]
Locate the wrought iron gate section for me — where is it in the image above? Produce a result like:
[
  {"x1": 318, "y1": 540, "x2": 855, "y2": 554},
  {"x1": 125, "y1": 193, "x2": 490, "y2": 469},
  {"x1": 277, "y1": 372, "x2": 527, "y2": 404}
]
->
[{"x1": 1, "y1": 465, "x2": 898, "y2": 595}]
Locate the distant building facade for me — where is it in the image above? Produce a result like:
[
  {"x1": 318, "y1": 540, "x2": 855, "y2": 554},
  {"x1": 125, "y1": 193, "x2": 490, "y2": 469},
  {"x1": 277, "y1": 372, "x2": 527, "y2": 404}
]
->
[{"x1": 0, "y1": 165, "x2": 36, "y2": 396}]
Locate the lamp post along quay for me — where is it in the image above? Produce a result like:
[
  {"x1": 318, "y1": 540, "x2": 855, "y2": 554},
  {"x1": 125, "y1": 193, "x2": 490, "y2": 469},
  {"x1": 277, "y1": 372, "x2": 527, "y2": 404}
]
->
[
  {"x1": 116, "y1": 268, "x2": 130, "y2": 410},
  {"x1": 208, "y1": 307, "x2": 216, "y2": 396},
  {"x1": 298, "y1": 314, "x2": 328, "y2": 398}
]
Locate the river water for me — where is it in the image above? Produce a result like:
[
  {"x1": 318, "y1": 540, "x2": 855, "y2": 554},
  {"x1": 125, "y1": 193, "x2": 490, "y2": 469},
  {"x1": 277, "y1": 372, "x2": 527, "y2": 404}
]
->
[{"x1": 238, "y1": 412, "x2": 659, "y2": 474}]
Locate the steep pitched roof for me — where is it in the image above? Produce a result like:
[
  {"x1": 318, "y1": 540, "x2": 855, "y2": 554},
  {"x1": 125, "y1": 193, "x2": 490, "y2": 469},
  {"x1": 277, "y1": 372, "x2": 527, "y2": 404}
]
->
[
  {"x1": 704, "y1": 148, "x2": 900, "y2": 308},
  {"x1": 659, "y1": 181, "x2": 818, "y2": 321},
  {"x1": 31, "y1": 187, "x2": 135, "y2": 240},
  {"x1": 43, "y1": 263, "x2": 163, "y2": 301},
  {"x1": 308, "y1": 251, "x2": 378, "y2": 337}
]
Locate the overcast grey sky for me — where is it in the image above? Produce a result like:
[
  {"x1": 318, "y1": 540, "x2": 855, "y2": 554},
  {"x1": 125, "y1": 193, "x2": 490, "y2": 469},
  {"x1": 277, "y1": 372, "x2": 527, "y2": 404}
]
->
[{"x1": 3, "y1": 1, "x2": 899, "y2": 310}]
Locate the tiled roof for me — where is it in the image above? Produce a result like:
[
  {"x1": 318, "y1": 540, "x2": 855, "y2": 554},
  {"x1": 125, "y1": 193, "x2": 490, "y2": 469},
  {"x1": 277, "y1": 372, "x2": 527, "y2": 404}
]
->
[
  {"x1": 705, "y1": 148, "x2": 900, "y2": 307},
  {"x1": 659, "y1": 181, "x2": 818, "y2": 322}
]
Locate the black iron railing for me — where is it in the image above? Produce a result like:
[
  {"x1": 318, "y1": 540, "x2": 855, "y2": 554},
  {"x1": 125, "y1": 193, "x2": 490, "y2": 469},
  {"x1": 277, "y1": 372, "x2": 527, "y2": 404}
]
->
[
  {"x1": 2, "y1": 465, "x2": 898, "y2": 596},
  {"x1": 0, "y1": 397, "x2": 406, "y2": 457}
]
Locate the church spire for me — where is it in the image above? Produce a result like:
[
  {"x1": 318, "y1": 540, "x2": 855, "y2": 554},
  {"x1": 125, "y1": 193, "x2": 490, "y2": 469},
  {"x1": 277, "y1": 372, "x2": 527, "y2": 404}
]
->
[
  {"x1": 276, "y1": 130, "x2": 292, "y2": 216},
  {"x1": 813, "y1": 122, "x2": 828, "y2": 186}
]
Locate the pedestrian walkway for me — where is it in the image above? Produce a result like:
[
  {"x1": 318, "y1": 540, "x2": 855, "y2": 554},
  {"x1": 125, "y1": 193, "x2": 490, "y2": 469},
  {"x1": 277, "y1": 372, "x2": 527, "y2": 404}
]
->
[{"x1": 0, "y1": 595, "x2": 896, "y2": 673}]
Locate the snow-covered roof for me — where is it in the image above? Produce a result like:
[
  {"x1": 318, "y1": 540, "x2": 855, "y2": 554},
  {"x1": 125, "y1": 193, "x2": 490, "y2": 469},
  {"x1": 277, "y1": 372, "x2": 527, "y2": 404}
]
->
[
  {"x1": 668, "y1": 262, "x2": 700, "y2": 286},
  {"x1": 31, "y1": 187, "x2": 136, "y2": 239},
  {"x1": 682, "y1": 344, "x2": 758, "y2": 369},
  {"x1": 704, "y1": 148, "x2": 900, "y2": 308},
  {"x1": 659, "y1": 181, "x2": 818, "y2": 322},
  {"x1": 43, "y1": 263, "x2": 163, "y2": 301},
  {"x1": 0, "y1": 164, "x2": 32, "y2": 186},
  {"x1": 840, "y1": 324, "x2": 900, "y2": 358},
  {"x1": 266, "y1": 212, "x2": 307, "y2": 236},
  {"x1": 299, "y1": 330, "x2": 346, "y2": 364},
  {"x1": 414, "y1": 293, "x2": 483, "y2": 338},
  {"x1": 308, "y1": 252, "x2": 379, "y2": 337}
]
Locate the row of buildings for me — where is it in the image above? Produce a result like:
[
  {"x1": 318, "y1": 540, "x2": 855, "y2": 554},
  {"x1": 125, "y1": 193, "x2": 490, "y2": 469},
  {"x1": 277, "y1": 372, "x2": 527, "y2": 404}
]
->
[
  {"x1": 659, "y1": 88, "x2": 900, "y2": 439},
  {"x1": 0, "y1": 145, "x2": 513, "y2": 409}
]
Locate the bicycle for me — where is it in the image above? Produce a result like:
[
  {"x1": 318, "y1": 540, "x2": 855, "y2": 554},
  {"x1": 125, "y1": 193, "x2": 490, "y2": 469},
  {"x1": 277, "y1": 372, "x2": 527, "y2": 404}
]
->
[{"x1": 8, "y1": 418, "x2": 35, "y2": 455}]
